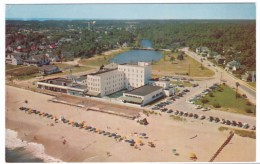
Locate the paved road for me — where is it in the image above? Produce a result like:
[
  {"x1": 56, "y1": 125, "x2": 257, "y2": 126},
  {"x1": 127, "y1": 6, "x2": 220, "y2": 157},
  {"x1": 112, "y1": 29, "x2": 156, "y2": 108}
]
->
[{"x1": 180, "y1": 47, "x2": 256, "y2": 104}]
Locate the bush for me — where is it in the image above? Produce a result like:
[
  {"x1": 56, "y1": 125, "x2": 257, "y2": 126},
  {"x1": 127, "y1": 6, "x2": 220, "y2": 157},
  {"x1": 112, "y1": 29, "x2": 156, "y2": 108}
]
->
[
  {"x1": 217, "y1": 87, "x2": 223, "y2": 92},
  {"x1": 213, "y1": 103, "x2": 221, "y2": 108},
  {"x1": 209, "y1": 92, "x2": 214, "y2": 97},
  {"x1": 201, "y1": 98, "x2": 209, "y2": 104},
  {"x1": 245, "y1": 108, "x2": 253, "y2": 113},
  {"x1": 246, "y1": 101, "x2": 251, "y2": 106}
]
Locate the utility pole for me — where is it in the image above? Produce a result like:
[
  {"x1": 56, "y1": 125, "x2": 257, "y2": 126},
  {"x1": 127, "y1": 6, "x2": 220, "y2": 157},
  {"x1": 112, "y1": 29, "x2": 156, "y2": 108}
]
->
[{"x1": 188, "y1": 64, "x2": 191, "y2": 76}]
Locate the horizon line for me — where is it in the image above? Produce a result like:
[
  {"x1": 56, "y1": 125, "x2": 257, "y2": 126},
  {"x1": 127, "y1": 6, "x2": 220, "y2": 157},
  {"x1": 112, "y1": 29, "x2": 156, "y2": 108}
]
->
[{"x1": 5, "y1": 18, "x2": 256, "y2": 21}]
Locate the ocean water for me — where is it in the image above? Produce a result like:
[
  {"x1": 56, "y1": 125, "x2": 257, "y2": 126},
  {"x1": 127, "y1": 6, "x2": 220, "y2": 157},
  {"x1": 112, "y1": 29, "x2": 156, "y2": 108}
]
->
[
  {"x1": 6, "y1": 147, "x2": 43, "y2": 163},
  {"x1": 5, "y1": 129, "x2": 62, "y2": 163}
]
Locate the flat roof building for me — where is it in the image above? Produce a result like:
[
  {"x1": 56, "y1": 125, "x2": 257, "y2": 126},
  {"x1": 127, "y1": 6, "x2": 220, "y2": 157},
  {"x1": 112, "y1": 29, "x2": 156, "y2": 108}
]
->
[{"x1": 122, "y1": 85, "x2": 164, "y2": 106}]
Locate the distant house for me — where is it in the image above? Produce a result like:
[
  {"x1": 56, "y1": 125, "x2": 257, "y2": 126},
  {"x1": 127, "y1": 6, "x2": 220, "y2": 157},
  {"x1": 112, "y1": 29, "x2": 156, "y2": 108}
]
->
[
  {"x1": 195, "y1": 46, "x2": 209, "y2": 54},
  {"x1": 225, "y1": 60, "x2": 241, "y2": 72},
  {"x1": 5, "y1": 53, "x2": 23, "y2": 65},
  {"x1": 242, "y1": 71, "x2": 256, "y2": 82},
  {"x1": 214, "y1": 55, "x2": 226, "y2": 65},
  {"x1": 24, "y1": 54, "x2": 50, "y2": 67},
  {"x1": 39, "y1": 65, "x2": 62, "y2": 75},
  {"x1": 45, "y1": 53, "x2": 60, "y2": 62},
  {"x1": 207, "y1": 51, "x2": 218, "y2": 59}
]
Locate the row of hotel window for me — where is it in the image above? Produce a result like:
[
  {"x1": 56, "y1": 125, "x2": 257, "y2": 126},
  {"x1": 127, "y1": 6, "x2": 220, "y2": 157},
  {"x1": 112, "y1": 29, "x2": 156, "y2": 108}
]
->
[{"x1": 118, "y1": 68, "x2": 144, "y2": 73}]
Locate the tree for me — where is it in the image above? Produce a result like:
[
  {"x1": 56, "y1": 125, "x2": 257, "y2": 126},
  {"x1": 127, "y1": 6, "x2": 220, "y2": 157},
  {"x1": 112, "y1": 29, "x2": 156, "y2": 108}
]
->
[
  {"x1": 170, "y1": 56, "x2": 175, "y2": 61},
  {"x1": 235, "y1": 82, "x2": 240, "y2": 99},
  {"x1": 177, "y1": 51, "x2": 184, "y2": 60}
]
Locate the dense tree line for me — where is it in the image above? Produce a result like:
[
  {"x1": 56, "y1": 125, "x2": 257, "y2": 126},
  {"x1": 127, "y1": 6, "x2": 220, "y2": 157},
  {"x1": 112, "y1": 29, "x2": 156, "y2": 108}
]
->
[{"x1": 136, "y1": 20, "x2": 256, "y2": 70}]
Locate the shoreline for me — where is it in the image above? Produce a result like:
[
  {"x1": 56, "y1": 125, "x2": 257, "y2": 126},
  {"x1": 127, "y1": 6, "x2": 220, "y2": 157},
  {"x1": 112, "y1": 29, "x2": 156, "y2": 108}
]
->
[
  {"x1": 6, "y1": 129, "x2": 63, "y2": 162},
  {"x1": 5, "y1": 85, "x2": 256, "y2": 162}
]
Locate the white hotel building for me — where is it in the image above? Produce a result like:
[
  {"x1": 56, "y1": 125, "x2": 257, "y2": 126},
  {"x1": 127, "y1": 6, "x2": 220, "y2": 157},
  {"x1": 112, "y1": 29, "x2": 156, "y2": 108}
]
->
[
  {"x1": 87, "y1": 62, "x2": 151, "y2": 97},
  {"x1": 118, "y1": 62, "x2": 152, "y2": 90}
]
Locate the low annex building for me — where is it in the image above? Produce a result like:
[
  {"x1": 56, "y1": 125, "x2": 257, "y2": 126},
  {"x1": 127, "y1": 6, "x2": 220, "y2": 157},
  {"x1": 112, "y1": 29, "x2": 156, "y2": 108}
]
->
[
  {"x1": 122, "y1": 85, "x2": 164, "y2": 106},
  {"x1": 37, "y1": 77, "x2": 88, "y2": 96}
]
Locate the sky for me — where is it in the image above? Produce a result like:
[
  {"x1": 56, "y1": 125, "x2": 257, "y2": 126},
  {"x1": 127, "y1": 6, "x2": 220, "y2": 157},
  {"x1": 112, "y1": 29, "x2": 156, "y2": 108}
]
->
[{"x1": 5, "y1": 3, "x2": 256, "y2": 20}]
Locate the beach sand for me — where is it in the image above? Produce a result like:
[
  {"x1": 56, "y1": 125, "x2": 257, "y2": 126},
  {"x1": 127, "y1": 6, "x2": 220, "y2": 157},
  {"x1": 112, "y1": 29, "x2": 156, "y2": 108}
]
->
[{"x1": 6, "y1": 85, "x2": 256, "y2": 162}]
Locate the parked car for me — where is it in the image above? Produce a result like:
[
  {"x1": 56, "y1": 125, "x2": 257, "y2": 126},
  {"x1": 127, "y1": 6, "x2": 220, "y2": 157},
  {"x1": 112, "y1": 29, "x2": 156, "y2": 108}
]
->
[
  {"x1": 225, "y1": 120, "x2": 231, "y2": 125},
  {"x1": 179, "y1": 111, "x2": 184, "y2": 116},
  {"x1": 237, "y1": 121, "x2": 243, "y2": 127},
  {"x1": 188, "y1": 113, "x2": 193, "y2": 117},
  {"x1": 251, "y1": 125, "x2": 256, "y2": 130},
  {"x1": 193, "y1": 114, "x2": 199, "y2": 119},
  {"x1": 215, "y1": 117, "x2": 220, "y2": 123},
  {"x1": 183, "y1": 112, "x2": 188, "y2": 117},
  {"x1": 231, "y1": 121, "x2": 237, "y2": 126},
  {"x1": 174, "y1": 110, "x2": 179, "y2": 115},
  {"x1": 167, "y1": 109, "x2": 173, "y2": 113},
  {"x1": 195, "y1": 105, "x2": 202, "y2": 109},
  {"x1": 208, "y1": 116, "x2": 214, "y2": 122},
  {"x1": 199, "y1": 115, "x2": 206, "y2": 120},
  {"x1": 220, "y1": 119, "x2": 226, "y2": 124}
]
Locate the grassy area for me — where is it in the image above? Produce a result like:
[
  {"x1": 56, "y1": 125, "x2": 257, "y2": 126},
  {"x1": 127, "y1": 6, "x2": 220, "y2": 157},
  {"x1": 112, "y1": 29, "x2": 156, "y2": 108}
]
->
[
  {"x1": 152, "y1": 51, "x2": 215, "y2": 77},
  {"x1": 170, "y1": 81, "x2": 194, "y2": 87},
  {"x1": 195, "y1": 84, "x2": 256, "y2": 116},
  {"x1": 170, "y1": 115, "x2": 186, "y2": 121},
  {"x1": 247, "y1": 82, "x2": 256, "y2": 89},
  {"x1": 5, "y1": 64, "x2": 25, "y2": 70},
  {"x1": 47, "y1": 65, "x2": 94, "y2": 78},
  {"x1": 218, "y1": 126, "x2": 256, "y2": 139},
  {"x1": 79, "y1": 48, "x2": 130, "y2": 67},
  {"x1": 53, "y1": 63, "x2": 71, "y2": 69},
  {"x1": 6, "y1": 66, "x2": 40, "y2": 80}
]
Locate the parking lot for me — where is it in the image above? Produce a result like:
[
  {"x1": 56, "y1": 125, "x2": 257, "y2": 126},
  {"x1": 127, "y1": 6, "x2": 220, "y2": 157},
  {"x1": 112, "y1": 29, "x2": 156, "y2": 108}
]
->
[{"x1": 149, "y1": 77, "x2": 256, "y2": 131}]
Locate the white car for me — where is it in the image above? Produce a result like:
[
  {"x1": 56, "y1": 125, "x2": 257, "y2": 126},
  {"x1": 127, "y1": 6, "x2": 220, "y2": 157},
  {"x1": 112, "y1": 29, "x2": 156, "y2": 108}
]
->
[
  {"x1": 201, "y1": 107, "x2": 210, "y2": 111},
  {"x1": 195, "y1": 105, "x2": 202, "y2": 109}
]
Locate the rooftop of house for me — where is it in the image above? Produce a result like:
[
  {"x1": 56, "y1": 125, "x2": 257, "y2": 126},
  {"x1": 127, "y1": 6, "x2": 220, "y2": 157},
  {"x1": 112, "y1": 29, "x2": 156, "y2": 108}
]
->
[
  {"x1": 39, "y1": 65, "x2": 59, "y2": 72},
  {"x1": 125, "y1": 85, "x2": 163, "y2": 97},
  {"x1": 226, "y1": 60, "x2": 241, "y2": 67}
]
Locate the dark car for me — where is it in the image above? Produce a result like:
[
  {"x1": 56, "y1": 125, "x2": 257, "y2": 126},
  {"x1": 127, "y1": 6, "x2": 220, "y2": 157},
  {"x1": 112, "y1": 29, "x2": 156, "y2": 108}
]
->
[
  {"x1": 237, "y1": 121, "x2": 243, "y2": 127},
  {"x1": 208, "y1": 116, "x2": 214, "y2": 122},
  {"x1": 193, "y1": 114, "x2": 199, "y2": 119},
  {"x1": 167, "y1": 109, "x2": 173, "y2": 113},
  {"x1": 188, "y1": 113, "x2": 193, "y2": 117},
  {"x1": 179, "y1": 111, "x2": 184, "y2": 116},
  {"x1": 215, "y1": 117, "x2": 220, "y2": 123},
  {"x1": 231, "y1": 121, "x2": 237, "y2": 126},
  {"x1": 161, "y1": 108, "x2": 168, "y2": 112},
  {"x1": 225, "y1": 120, "x2": 231, "y2": 125},
  {"x1": 183, "y1": 112, "x2": 188, "y2": 117}
]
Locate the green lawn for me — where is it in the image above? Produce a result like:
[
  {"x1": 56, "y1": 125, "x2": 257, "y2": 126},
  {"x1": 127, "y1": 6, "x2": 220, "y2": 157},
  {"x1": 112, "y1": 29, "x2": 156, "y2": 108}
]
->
[
  {"x1": 6, "y1": 66, "x2": 40, "y2": 80},
  {"x1": 152, "y1": 51, "x2": 215, "y2": 77},
  {"x1": 195, "y1": 85, "x2": 256, "y2": 116},
  {"x1": 5, "y1": 64, "x2": 25, "y2": 70}
]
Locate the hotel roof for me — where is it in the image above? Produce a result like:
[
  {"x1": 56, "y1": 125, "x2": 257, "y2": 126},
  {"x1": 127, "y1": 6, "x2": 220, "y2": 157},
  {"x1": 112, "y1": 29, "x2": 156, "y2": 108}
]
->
[{"x1": 126, "y1": 85, "x2": 162, "y2": 96}]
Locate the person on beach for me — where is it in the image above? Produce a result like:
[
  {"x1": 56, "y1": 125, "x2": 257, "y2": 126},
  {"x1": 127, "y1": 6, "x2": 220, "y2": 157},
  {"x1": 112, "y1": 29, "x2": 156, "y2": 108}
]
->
[{"x1": 63, "y1": 139, "x2": 67, "y2": 144}]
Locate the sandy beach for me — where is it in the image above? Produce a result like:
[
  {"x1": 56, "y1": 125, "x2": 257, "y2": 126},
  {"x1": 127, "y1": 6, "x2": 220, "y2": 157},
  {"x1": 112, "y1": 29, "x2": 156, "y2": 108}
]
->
[{"x1": 6, "y1": 85, "x2": 256, "y2": 162}]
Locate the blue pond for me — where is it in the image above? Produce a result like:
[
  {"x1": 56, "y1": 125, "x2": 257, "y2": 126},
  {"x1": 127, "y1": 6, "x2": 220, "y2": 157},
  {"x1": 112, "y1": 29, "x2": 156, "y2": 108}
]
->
[{"x1": 110, "y1": 40, "x2": 163, "y2": 64}]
